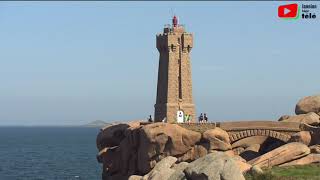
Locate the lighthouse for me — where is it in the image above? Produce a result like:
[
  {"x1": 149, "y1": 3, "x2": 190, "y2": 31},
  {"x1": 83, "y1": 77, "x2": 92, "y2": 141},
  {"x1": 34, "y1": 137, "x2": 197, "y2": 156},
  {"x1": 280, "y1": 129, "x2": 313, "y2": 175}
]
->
[{"x1": 154, "y1": 16, "x2": 195, "y2": 123}]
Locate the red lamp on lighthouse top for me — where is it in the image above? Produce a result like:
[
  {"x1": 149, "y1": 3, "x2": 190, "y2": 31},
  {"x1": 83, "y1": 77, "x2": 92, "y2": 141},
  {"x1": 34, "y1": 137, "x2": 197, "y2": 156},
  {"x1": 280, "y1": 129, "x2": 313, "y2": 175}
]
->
[{"x1": 172, "y1": 16, "x2": 178, "y2": 27}]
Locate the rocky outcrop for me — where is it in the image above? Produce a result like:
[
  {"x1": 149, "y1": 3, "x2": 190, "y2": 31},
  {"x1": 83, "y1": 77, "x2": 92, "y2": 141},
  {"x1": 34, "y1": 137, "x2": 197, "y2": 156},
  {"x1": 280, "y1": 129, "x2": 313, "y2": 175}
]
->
[
  {"x1": 309, "y1": 145, "x2": 320, "y2": 154},
  {"x1": 128, "y1": 156, "x2": 180, "y2": 180},
  {"x1": 288, "y1": 131, "x2": 312, "y2": 145},
  {"x1": 296, "y1": 95, "x2": 320, "y2": 115},
  {"x1": 248, "y1": 142, "x2": 310, "y2": 168},
  {"x1": 97, "y1": 122, "x2": 205, "y2": 179},
  {"x1": 98, "y1": 122, "x2": 143, "y2": 180},
  {"x1": 96, "y1": 123, "x2": 130, "y2": 151},
  {"x1": 278, "y1": 112, "x2": 320, "y2": 126},
  {"x1": 142, "y1": 156, "x2": 177, "y2": 180},
  {"x1": 280, "y1": 154, "x2": 320, "y2": 167},
  {"x1": 202, "y1": 128, "x2": 232, "y2": 151},
  {"x1": 137, "y1": 123, "x2": 201, "y2": 174},
  {"x1": 129, "y1": 152, "x2": 246, "y2": 180},
  {"x1": 176, "y1": 145, "x2": 207, "y2": 162},
  {"x1": 97, "y1": 117, "x2": 320, "y2": 179},
  {"x1": 184, "y1": 152, "x2": 245, "y2": 180},
  {"x1": 168, "y1": 162, "x2": 189, "y2": 180}
]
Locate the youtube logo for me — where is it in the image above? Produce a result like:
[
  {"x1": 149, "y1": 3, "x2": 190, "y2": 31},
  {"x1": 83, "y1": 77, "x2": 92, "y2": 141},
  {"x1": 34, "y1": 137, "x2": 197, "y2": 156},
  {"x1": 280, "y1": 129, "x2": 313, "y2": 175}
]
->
[{"x1": 278, "y1": 4, "x2": 299, "y2": 19}]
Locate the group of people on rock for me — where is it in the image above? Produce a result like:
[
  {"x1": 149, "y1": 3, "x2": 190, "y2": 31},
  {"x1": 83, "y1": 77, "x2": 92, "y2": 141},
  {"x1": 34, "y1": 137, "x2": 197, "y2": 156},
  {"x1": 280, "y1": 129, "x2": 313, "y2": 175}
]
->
[
  {"x1": 148, "y1": 114, "x2": 193, "y2": 123},
  {"x1": 148, "y1": 113, "x2": 208, "y2": 124},
  {"x1": 198, "y1": 113, "x2": 208, "y2": 123}
]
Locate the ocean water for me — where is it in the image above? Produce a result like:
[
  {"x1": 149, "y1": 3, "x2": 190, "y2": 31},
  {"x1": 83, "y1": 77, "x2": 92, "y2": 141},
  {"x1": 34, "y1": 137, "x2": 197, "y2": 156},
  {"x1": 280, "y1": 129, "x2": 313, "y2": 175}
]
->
[{"x1": 0, "y1": 127, "x2": 101, "y2": 180}]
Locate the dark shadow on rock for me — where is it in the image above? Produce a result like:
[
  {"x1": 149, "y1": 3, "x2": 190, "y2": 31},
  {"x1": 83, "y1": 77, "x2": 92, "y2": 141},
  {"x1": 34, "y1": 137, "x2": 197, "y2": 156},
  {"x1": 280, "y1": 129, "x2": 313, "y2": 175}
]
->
[
  {"x1": 259, "y1": 137, "x2": 286, "y2": 154},
  {"x1": 240, "y1": 150, "x2": 260, "y2": 161}
]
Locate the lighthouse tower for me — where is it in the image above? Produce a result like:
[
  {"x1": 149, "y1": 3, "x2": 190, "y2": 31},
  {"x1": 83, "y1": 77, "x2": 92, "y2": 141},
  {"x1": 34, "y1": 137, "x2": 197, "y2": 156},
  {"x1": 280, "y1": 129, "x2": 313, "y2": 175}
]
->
[{"x1": 154, "y1": 16, "x2": 195, "y2": 123}]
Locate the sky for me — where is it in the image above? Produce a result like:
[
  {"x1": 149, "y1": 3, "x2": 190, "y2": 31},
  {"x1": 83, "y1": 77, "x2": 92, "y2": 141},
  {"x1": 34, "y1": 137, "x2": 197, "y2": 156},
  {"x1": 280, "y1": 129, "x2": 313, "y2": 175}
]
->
[{"x1": 0, "y1": 2, "x2": 319, "y2": 125}]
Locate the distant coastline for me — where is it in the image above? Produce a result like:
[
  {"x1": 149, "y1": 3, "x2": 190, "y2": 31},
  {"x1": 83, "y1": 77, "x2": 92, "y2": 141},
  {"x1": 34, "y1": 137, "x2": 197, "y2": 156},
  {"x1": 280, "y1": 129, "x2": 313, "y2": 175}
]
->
[
  {"x1": 0, "y1": 120, "x2": 111, "y2": 128},
  {"x1": 82, "y1": 120, "x2": 111, "y2": 127},
  {"x1": 0, "y1": 120, "x2": 147, "y2": 127}
]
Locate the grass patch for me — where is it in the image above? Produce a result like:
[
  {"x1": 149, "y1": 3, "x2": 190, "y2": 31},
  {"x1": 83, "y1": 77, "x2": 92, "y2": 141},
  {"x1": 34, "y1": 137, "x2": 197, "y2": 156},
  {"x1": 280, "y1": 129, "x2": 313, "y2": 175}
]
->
[{"x1": 245, "y1": 164, "x2": 320, "y2": 180}]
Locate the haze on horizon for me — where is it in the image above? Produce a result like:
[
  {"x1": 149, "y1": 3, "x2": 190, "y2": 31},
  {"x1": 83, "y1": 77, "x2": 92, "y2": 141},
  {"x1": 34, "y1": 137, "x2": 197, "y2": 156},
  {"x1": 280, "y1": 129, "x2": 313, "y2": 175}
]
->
[{"x1": 0, "y1": 2, "x2": 319, "y2": 126}]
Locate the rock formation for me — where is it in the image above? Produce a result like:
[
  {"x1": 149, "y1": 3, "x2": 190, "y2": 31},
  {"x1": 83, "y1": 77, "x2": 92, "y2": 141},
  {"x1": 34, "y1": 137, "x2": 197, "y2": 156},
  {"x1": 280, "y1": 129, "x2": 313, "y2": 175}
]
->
[
  {"x1": 248, "y1": 142, "x2": 310, "y2": 168},
  {"x1": 202, "y1": 128, "x2": 232, "y2": 151},
  {"x1": 137, "y1": 123, "x2": 201, "y2": 173},
  {"x1": 296, "y1": 95, "x2": 320, "y2": 115},
  {"x1": 128, "y1": 153, "x2": 245, "y2": 180},
  {"x1": 96, "y1": 94, "x2": 320, "y2": 180},
  {"x1": 278, "y1": 112, "x2": 320, "y2": 126},
  {"x1": 97, "y1": 122, "x2": 239, "y2": 179},
  {"x1": 288, "y1": 131, "x2": 312, "y2": 145},
  {"x1": 183, "y1": 152, "x2": 245, "y2": 180},
  {"x1": 279, "y1": 154, "x2": 320, "y2": 167}
]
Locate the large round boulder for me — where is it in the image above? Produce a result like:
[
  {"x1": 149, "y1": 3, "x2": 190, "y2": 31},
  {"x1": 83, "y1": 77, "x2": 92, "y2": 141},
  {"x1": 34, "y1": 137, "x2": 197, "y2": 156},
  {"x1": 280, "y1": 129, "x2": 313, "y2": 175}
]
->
[
  {"x1": 278, "y1": 112, "x2": 320, "y2": 126},
  {"x1": 296, "y1": 95, "x2": 320, "y2": 115},
  {"x1": 288, "y1": 131, "x2": 312, "y2": 145},
  {"x1": 137, "y1": 123, "x2": 201, "y2": 174},
  {"x1": 184, "y1": 152, "x2": 245, "y2": 180},
  {"x1": 203, "y1": 127, "x2": 232, "y2": 151}
]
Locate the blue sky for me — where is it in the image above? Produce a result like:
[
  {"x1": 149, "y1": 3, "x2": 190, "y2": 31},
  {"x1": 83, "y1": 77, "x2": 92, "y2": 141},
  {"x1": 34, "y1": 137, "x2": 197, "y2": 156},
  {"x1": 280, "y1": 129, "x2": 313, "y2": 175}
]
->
[{"x1": 0, "y1": 2, "x2": 319, "y2": 125}]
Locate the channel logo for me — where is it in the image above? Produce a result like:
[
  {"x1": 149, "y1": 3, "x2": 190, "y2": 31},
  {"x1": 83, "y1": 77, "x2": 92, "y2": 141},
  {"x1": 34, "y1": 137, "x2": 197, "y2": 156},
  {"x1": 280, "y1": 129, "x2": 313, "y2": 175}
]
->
[{"x1": 278, "y1": 3, "x2": 299, "y2": 19}]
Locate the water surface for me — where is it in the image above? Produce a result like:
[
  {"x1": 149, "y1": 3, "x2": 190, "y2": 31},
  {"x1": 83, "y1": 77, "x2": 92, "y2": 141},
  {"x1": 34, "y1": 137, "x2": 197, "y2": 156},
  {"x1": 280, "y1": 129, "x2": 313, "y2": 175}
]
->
[{"x1": 0, "y1": 127, "x2": 101, "y2": 180}]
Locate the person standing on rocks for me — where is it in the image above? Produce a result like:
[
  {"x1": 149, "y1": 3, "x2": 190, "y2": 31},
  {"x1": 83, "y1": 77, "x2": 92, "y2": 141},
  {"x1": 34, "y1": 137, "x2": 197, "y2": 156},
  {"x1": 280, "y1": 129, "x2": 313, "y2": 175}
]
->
[
  {"x1": 204, "y1": 113, "x2": 208, "y2": 123},
  {"x1": 199, "y1": 113, "x2": 204, "y2": 123},
  {"x1": 188, "y1": 115, "x2": 192, "y2": 124},
  {"x1": 184, "y1": 114, "x2": 189, "y2": 124},
  {"x1": 148, "y1": 115, "x2": 153, "y2": 123}
]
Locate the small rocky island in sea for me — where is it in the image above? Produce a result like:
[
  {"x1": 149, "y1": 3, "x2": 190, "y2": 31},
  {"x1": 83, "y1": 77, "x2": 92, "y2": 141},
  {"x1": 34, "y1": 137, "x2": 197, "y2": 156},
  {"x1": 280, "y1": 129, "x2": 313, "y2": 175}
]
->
[
  {"x1": 95, "y1": 17, "x2": 320, "y2": 180},
  {"x1": 84, "y1": 120, "x2": 110, "y2": 128}
]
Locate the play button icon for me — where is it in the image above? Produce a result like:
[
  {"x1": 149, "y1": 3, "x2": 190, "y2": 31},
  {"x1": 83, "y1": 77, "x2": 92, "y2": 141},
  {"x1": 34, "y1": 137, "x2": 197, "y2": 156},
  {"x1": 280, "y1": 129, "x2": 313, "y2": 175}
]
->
[
  {"x1": 284, "y1": 8, "x2": 291, "y2": 15},
  {"x1": 278, "y1": 4, "x2": 299, "y2": 18}
]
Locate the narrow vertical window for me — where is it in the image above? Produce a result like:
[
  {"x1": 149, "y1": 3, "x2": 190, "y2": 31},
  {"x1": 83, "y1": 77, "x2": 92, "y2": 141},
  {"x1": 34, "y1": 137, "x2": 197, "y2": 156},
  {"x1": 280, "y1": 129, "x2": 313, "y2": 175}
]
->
[{"x1": 178, "y1": 38, "x2": 182, "y2": 100}]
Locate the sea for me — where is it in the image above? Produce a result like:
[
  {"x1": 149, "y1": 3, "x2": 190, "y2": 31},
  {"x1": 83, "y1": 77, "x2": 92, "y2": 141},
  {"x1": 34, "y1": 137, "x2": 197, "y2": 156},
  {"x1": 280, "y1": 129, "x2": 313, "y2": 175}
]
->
[{"x1": 0, "y1": 127, "x2": 102, "y2": 180}]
